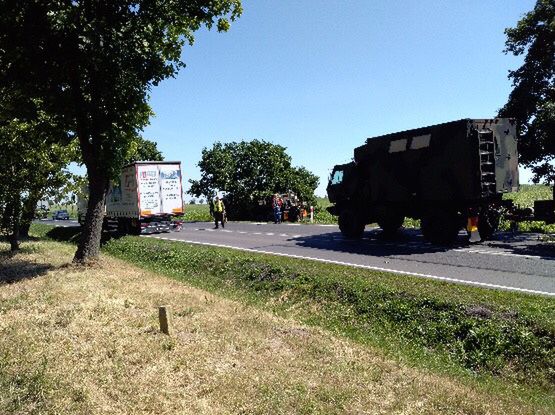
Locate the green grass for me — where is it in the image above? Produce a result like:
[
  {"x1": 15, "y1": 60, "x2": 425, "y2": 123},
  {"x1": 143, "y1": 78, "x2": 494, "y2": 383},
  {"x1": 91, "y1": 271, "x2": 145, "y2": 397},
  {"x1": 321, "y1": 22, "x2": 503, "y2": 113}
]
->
[
  {"x1": 503, "y1": 184, "x2": 553, "y2": 208},
  {"x1": 30, "y1": 223, "x2": 555, "y2": 406},
  {"x1": 180, "y1": 203, "x2": 212, "y2": 222}
]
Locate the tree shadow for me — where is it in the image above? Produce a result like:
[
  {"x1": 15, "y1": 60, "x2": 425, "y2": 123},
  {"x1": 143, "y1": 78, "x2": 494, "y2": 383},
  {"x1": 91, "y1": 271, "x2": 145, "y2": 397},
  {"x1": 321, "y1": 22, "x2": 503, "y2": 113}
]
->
[
  {"x1": 44, "y1": 226, "x2": 125, "y2": 245},
  {"x1": 291, "y1": 227, "x2": 555, "y2": 259},
  {"x1": 0, "y1": 254, "x2": 53, "y2": 284},
  {"x1": 479, "y1": 232, "x2": 555, "y2": 261}
]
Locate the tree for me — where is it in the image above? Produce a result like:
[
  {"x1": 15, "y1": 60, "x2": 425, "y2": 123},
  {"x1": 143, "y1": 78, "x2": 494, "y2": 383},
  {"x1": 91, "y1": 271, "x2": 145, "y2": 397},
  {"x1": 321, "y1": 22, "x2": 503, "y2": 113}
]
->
[
  {"x1": 189, "y1": 140, "x2": 319, "y2": 219},
  {"x1": 125, "y1": 136, "x2": 164, "y2": 164},
  {"x1": 0, "y1": 0, "x2": 242, "y2": 262},
  {"x1": 0, "y1": 112, "x2": 76, "y2": 250},
  {"x1": 499, "y1": 0, "x2": 555, "y2": 183}
]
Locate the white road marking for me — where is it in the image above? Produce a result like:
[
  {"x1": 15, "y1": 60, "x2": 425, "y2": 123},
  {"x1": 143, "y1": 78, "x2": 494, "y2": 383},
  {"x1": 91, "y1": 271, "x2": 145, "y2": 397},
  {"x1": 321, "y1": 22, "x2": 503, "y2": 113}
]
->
[
  {"x1": 280, "y1": 234, "x2": 288, "y2": 237},
  {"x1": 265, "y1": 233, "x2": 274, "y2": 236},
  {"x1": 222, "y1": 230, "x2": 232, "y2": 233},
  {"x1": 253, "y1": 232, "x2": 262, "y2": 235},
  {"x1": 238, "y1": 231, "x2": 247, "y2": 234},
  {"x1": 140, "y1": 236, "x2": 555, "y2": 297}
]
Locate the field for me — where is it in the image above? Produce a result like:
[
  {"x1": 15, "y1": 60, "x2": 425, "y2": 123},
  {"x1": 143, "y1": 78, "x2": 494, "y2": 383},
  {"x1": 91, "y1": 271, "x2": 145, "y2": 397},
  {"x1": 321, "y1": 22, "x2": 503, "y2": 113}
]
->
[
  {"x1": 0, "y1": 223, "x2": 552, "y2": 414},
  {"x1": 182, "y1": 203, "x2": 212, "y2": 222}
]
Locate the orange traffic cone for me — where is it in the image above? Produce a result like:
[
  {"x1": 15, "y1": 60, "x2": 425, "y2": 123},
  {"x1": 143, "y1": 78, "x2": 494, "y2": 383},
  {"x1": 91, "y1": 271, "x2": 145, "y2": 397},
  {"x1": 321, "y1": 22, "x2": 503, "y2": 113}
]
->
[{"x1": 467, "y1": 216, "x2": 481, "y2": 243}]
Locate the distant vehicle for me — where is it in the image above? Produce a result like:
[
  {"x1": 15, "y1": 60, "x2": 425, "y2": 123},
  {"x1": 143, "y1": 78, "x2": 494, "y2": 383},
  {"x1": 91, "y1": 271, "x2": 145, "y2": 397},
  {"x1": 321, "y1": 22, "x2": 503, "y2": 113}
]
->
[
  {"x1": 327, "y1": 118, "x2": 519, "y2": 244},
  {"x1": 223, "y1": 191, "x2": 308, "y2": 222},
  {"x1": 78, "y1": 161, "x2": 184, "y2": 234},
  {"x1": 52, "y1": 210, "x2": 70, "y2": 220}
]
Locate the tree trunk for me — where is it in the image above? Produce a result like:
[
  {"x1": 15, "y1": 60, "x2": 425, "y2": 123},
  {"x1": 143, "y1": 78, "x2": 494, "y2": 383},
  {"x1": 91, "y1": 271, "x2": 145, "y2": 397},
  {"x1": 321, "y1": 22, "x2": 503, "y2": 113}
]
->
[
  {"x1": 20, "y1": 190, "x2": 41, "y2": 238},
  {"x1": 8, "y1": 195, "x2": 21, "y2": 252},
  {"x1": 73, "y1": 166, "x2": 108, "y2": 263},
  {"x1": 9, "y1": 224, "x2": 20, "y2": 252}
]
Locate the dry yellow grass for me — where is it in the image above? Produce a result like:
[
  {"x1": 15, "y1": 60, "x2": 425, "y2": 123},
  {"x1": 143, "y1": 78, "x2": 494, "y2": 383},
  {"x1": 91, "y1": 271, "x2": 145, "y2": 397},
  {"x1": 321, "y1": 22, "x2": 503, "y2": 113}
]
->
[{"x1": 0, "y1": 241, "x2": 548, "y2": 414}]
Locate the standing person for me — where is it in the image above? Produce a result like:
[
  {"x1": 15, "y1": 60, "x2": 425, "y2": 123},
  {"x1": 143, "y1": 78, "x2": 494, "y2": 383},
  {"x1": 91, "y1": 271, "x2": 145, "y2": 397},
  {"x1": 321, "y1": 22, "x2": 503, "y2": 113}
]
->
[
  {"x1": 273, "y1": 194, "x2": 282, "y2": 224},
  {"x1": 213, "y1": 196, "x2": 225, "y2": 229}
]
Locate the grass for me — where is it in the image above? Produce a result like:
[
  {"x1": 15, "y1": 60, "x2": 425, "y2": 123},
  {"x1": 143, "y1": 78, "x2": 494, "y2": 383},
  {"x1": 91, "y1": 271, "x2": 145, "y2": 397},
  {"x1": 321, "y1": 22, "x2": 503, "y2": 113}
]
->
[
  {"x1": 181, "y1": 203, "x2": 213, "y2": 222},
  {"x1": 4, "y1": 240, "x2": 553, "y2": 414},
  {"x1": 23, "y1": 224, "x2": 555, "y2": 412},
  {"x1": 504, "y1": 184, "x2": 553, "y2": 208}
]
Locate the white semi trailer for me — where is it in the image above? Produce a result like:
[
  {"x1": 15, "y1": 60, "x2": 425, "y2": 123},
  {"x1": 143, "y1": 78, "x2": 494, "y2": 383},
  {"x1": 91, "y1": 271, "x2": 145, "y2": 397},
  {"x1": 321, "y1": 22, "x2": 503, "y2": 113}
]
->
[{"x1": 78, "y1": 161, "x2": 184, "y2": 234}]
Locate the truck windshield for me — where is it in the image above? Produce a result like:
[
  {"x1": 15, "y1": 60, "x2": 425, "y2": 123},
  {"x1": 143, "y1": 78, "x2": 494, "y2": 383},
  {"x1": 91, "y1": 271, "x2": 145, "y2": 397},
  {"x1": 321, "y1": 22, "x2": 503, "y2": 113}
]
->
[{"x1": 331, "y1": 170, "x2": 344, "y2": 185}]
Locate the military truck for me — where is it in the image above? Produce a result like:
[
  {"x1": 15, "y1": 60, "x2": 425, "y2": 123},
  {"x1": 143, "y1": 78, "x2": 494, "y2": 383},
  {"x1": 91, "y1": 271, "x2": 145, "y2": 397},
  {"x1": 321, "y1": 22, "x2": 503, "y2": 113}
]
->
[{"x1": 326, "y1": 118, "x2": 519, "y2": 244}]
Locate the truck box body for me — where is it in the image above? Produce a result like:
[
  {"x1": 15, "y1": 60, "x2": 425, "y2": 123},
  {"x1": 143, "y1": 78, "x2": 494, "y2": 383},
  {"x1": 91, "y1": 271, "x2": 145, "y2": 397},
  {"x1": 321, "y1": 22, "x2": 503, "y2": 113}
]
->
[
  {"x1": 351, "y1": 119, "x2": 518, "y2": 204},
  {"x1": 79, "y1": 161, "x2": 183, "y2": 234},
  {"x1": 106, "y1": 161, "x2": 184, "y2": 218},
  {"x1": 327, "y1": 118, "x2": 519, "y2": 244}
]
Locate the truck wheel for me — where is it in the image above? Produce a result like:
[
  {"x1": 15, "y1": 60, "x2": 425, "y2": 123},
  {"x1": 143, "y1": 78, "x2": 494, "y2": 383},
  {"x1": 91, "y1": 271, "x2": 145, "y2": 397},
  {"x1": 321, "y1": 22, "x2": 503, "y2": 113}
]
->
[
  {"x1": 289, "y1": 207, "x2": 300, "y2": 222},
  {"x1": 339, "y1": 209, "x2": 364, "y2": 239},
  {"x1": 377, "y1": 213, "x2": 404, "y2": 235},
  {"x1": 421, "y1": 209, "x2": 461, "y2": 245},
  {"x1": 478, "y1": 209, "x2": 500, "y2": 241}
]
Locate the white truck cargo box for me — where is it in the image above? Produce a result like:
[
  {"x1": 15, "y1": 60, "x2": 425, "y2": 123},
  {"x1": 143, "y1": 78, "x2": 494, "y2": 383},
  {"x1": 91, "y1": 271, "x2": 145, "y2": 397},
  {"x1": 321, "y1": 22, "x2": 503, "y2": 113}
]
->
[{"x1": 106, "y1": 161, "x2": 183, "y2": 218}]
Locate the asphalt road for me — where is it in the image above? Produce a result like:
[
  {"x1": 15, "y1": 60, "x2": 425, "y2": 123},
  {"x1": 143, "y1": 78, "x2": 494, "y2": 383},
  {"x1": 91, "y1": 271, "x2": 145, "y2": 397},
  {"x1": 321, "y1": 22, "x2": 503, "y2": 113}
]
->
[{"x1": 39, "y1": 219, "x2": 555, "y2": 296}]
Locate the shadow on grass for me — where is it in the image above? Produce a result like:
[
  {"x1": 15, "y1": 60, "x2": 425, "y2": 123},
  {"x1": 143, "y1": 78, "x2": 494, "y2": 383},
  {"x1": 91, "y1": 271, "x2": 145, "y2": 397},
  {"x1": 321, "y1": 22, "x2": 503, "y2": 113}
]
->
[
  {"x1": 0, "y1": 254, "x2": 53, "y2": 284},
  {"x1": 44, "y1": 226, "x2": 122, "y2": 246}
]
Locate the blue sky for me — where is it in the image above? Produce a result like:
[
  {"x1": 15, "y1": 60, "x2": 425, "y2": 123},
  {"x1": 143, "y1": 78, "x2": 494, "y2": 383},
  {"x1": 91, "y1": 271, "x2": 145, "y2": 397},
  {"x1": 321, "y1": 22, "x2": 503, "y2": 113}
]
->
[{"x1": 143, "y1": 0, "x2": 536, "y2": 198}]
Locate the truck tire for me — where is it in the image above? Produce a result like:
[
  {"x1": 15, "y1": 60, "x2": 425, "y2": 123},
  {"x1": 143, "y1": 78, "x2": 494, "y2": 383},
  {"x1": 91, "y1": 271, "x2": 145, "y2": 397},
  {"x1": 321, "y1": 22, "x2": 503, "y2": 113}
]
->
[
  {"x1": 289, "y1": 207, "x2": 300, "y2": 222},
  {"x1": 478, "y1": 208, "x2": 500, "y2": 241},
  {"x1": 377, "y1": 213, "x2": 404, "y2": 235},
  {"x1": 421, "y1": 209, "x2": 461, "y2": 245},
  {"x1": 339, "y1": 208, "x2": 364, "y2": 239}
]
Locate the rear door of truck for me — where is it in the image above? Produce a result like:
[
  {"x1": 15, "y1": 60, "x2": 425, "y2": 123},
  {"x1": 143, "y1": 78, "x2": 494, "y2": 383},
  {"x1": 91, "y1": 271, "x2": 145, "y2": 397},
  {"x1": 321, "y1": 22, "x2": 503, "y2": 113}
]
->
[
  {"x1": 159, "y1": 163, "x2": 183, "y2": 215},
  {"x1": 136, "y1": 163, "x2": 162, "y2": 217}
]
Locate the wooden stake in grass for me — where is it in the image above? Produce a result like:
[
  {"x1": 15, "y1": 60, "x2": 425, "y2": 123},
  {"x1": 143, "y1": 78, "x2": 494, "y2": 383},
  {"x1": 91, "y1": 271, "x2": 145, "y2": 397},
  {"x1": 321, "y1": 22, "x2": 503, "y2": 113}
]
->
[{"x1": 159, "y1": 306, "x2": 172, "y2": 335}]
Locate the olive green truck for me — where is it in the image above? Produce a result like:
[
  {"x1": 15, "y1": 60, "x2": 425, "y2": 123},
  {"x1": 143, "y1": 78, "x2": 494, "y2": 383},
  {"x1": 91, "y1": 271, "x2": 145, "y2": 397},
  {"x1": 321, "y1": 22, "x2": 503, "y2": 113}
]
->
[{"x1": 326, "y1": 118, "x2": 520, "y2": 244}]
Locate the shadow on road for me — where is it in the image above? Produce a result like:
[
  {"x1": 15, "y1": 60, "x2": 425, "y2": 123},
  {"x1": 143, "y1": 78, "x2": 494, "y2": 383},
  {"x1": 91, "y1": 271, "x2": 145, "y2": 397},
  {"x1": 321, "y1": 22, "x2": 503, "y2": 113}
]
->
[
  {"x1": 292, "y1": 228, "x2": 555, "y2": 260},
  {"x1": 480, "y1": 233, "x2": 555, "y2": 260},
  {"x1": 291, "y1": 228, "x2": 463, "y2": 257}
]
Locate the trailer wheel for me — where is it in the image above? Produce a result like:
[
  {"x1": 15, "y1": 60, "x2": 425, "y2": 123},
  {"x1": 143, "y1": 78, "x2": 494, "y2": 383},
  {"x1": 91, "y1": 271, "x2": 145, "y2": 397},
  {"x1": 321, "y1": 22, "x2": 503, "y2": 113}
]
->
[
  {"x1": 377, "y1": 213, "x2": 404, "y2": 235},
  {"x1": 421, "y1": 209, "x2": 460, "y2": 245},
  {"x1": 339, "y1": 208, "x2": 364, "y2": 239},
  {"x1": 478, "y1": 208, "x2": 500, "y2": 241}
]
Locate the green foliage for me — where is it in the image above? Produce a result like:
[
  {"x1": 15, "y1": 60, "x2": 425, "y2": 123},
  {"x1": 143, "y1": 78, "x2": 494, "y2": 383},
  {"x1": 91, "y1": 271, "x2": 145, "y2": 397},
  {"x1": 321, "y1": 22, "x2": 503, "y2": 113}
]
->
[
  {"x1": 503, "y1": 184, "x2": 553, "y2": 207},
  {"x1": 0, "y1": 0, "x2": 242, "y2": 261},
  {"x1": 99, "y1": 235, "x2": 555, "y2": 391},
  {"x1": 313, "y1": 198, "x2": 337, "y2": 224},
  {"x1": 0, "y1": 111, "x2": 76, "y2": 247},
  {"x1": 189, "y1": 140, "x2": 319, "y2": 219},
  {"x1": 124, "y1": 136, "x2": 164, "y2": 165},
  {"x1": 499, "y1": 0, "x2": 555, "y2": 183}
]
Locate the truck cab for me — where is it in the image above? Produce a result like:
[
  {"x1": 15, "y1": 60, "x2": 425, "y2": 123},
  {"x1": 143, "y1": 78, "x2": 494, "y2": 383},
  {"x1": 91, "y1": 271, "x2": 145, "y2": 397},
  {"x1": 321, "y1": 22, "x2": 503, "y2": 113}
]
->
[{"x1": 326, "y1": 162, "x2": 357, "y2": 214}]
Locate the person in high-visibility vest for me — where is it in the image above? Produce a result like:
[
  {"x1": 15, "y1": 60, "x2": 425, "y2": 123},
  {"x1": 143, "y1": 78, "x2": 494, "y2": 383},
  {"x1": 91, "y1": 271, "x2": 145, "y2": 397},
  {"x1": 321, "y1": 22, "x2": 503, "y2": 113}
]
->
[{"x1": 214, "y1": 196, "x2": 225, "y2": 229}]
